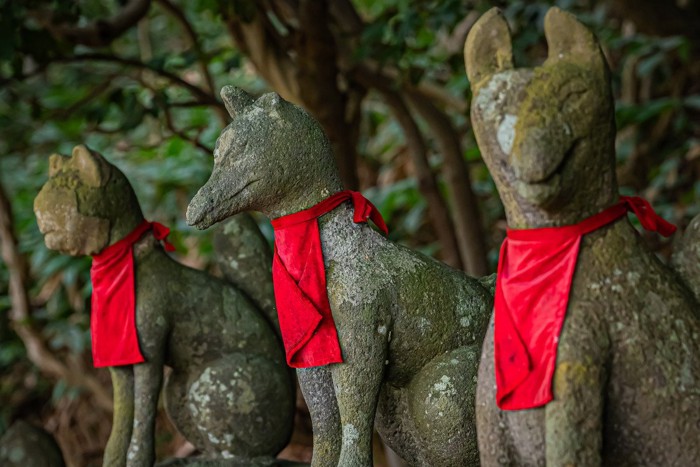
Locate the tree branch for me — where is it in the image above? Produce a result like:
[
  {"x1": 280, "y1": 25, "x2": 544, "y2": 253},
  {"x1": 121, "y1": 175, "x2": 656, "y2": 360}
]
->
[
  {"x1": 154, "y1": 0, "x2": 228, "y2": 126},
  {"x1": 223, "y1": 4, "x2": 301, "y2": 103},
  {"x1": 0, "y1": 181, "x2": 113, "y2": 412},
  {"x1": 55, "y1": 53, "x2": 221, "y2": 109},
  {"x1": 39, "y1": 0, "x2": 153, "y2": 48},
  {"x1": 296, "y1": 0, "x2": 361, "y2": 189},
  {"x1": 406, "y1": 92, "x2": 489, "y2": 276},
  {"x1": 356, "y1": 74, "x2": 463, "y2": 268}
]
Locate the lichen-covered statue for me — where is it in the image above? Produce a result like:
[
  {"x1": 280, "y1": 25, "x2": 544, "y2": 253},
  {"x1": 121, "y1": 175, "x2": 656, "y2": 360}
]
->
[
  {"x1": 186, "y1": 87, "x2": 494, "y2": 466},
  {"x1": 465, "y1": 7, "x2": 700, "y2": 465},
  {"x1": 33, "y1": 145, "x2": 294, "y2": 467}
]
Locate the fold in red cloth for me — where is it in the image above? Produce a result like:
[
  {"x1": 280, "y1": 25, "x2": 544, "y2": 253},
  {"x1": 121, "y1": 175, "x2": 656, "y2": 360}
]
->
[
  {"x1": 271, "y1": 190, "x2": 388, "y2": 368},
  {"x1": 495, "y1": 196, "x2": 676, "y2": 410},
  {"x1": 90, "y1": 220, "x2": 174, "y2": 368}
]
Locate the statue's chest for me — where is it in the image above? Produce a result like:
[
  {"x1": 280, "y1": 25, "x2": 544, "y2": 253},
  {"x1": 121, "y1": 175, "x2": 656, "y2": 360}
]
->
[{"x1": 505, "y1": 409, "x2": 546, "y2": 465}]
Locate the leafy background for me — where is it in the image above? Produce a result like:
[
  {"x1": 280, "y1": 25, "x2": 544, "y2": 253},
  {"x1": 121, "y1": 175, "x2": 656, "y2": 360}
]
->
[{"x1": 1, "y1": 0, "x2": 699, "y2": 465}]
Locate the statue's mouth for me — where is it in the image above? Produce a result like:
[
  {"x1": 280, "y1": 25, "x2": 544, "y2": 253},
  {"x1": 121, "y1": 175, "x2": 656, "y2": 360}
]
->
[
  {"x1": 513, "y1": 141, "x2": 576, "y2": 205},
  {"x1": 186, "y1": 178, "x2": 259, "y2": 229}
]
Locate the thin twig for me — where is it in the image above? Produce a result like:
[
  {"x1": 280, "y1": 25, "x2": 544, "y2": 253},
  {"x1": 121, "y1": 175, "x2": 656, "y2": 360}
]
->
[
  {"x1": 162, "y1": 106, "x2": 214, "y2": 154},
  {"x1": 154, "y1": 0, "x2": 229, "y2": 125},
  {"x1": 49, "y1": 76, "x2": 115, "y2": 120}
]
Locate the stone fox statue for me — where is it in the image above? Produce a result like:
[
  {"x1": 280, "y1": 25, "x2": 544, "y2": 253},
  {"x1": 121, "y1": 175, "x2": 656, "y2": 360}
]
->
[
  {"x1": 33, "y1": 145, "x2": 294, "y2": 467},
  {"x1": 465, "y1": 7, "x2": 700, "y2": 466},
  {"x1": 186, "y1": 88, "x2": 494, "y2": 466}
]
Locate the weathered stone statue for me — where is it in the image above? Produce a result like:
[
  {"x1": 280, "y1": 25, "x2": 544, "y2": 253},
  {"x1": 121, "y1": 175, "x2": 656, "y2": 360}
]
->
[
  {"x1": 186, "y1": 87, "x2": 494, "y2": 466},
  {"x1": 465, "y1": 7, "x2": 700, "y2": 465},
  {"x1": 0, "y1": 421, "x2": 65, "y2": 467},
  {"x1": 33, "y1": 145, "x2": 295, "y2": 467}
]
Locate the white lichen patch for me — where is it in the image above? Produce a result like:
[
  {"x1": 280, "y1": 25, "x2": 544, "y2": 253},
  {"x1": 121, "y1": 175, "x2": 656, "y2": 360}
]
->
[
  {"x1": 343, "y1": 423, "x2": 360, "y2": 446},
  {"x1": 497, "y1": 114, "x2": 518, "y2": 155},
  {"x1": 626, "y1": 271, "x2": 640, "y2": 286},
  {"x1": 460, "y1": 316, "x2": 471, "y2": 328},
  {"x1": 432, "y1": 375, "x2": 457, "y2": 398},
  {"x1": 475, "y1": 72, "x2": 517, "y2": 127},
  {"x1": 377, "y1": 324, "x2": 387, "y2": 335},
  {"x1": 418, "y1": 317, "x2": 432, "y2": 334}
]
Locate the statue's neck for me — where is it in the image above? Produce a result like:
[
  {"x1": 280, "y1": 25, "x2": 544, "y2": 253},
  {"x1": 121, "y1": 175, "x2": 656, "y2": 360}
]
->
[
  {"x1": 504, "y1": 201, "x2": 615, "y2": 229},
  {"x1": 503, "y1": 185, "x2": 618, "y2": 229},
  {"x1": 108, "y1": 211, "x2": 145, "y2": 247},
  {"x1": 265, "y1": 179, "x2": 345, "y2": 219}
]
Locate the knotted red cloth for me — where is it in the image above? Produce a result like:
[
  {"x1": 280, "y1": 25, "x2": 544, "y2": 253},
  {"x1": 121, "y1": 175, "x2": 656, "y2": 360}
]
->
[
  {"x1": 90, "y1": 220, "x2": 174, "y2": 368},
  {"x1": 271, "y1": 190, "x2": 388, "y2": 368},
  {"x1": 495, "y1": 196, "x2": 676, "y2": 410}
]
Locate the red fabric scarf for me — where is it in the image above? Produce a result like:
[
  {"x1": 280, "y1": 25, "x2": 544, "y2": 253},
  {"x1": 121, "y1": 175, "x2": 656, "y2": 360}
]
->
[
  {"x1": 271, "y1": 190, "x2": 388, "y2": 368},
  {"x1": 495, "y1": 196, "x2": 676, "y2": 410},
  {"x1": 90, "y1": 220, "x2": 174, "y2": 368}
]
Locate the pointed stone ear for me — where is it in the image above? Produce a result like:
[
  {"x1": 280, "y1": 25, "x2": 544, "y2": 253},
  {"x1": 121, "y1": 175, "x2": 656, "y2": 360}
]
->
[
  {"x1": 544, "y1": 7, "x2": 608, "y2": 79},
  {"x1": 71, "y1": 145, "x2": 108, "y2": 187},
  {"x1": 48, "y1": 153, "x2": 66, "y2": 177},
  {"x1": 221, "y1": 86, "x2": 254, "y2": 119},
  {"x1": 257, "y1": 92, "x2": 283, "y2": 110},
  {"x1": 464, "y1": 8, "x2": 513, "y2": 88}
]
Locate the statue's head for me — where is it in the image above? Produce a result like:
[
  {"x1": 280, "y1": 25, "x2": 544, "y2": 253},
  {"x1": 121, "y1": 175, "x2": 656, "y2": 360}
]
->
[
  {"x1": 186, "y1": 87, "x2": 341, "y2": 229},
  {"x1": 465, "y1": 7, "x2": 617, "y2": 226},
  {"x1": 34, "y1": 145, "x2": 142, "y2": 256}
]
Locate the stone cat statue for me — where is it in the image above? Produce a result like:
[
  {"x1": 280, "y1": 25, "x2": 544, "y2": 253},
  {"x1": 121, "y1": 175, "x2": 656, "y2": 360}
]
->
[
  {"x1": 186, "y1": 87, "x2": 494, "y2": 466},
  {"x1": 465, "y1": 7, "x2": 700, "y2": 466},
  {"x1": 33, "y1": 145, "x2": 295, "y2": 467}
]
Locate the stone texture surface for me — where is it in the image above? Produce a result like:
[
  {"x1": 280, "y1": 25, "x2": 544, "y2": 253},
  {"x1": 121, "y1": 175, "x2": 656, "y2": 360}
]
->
[
  {"x1": 0, "y1": 420, "x2": 65, "y2": 467},
  {"x1": 187, "y1": 87, "x2": 494, "y2": 466},
  {"x1": 157, "y1": 457, "x2": 307, "y2": 467},
  {"x1": 465, "y1": 7, "x2": 700, "y2": 466},
  {"x1": 213, "y1": 213, "x2": 279, "y2": 335},
  {"x1": 33, "y1": 146, "x2": 294, "y2": 467},
  {"x1": 672, "y1": 213, "x2": 700, "y2": 302}
]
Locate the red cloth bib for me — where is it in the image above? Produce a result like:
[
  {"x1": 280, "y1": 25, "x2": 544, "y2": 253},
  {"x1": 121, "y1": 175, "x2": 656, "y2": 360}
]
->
[
  {"x1": 495, "y1": 196, "x2": 676, "y2": 410},
  {"x1": 271, "y1": 190, "x2": 388, "y2": 368},
  {"x1": 90, "y1": 220, "x2": 174, "y2": 368}
]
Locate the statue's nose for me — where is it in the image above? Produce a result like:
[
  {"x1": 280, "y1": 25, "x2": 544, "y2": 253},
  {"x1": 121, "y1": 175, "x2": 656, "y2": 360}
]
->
[{"x1": 511, "y1": 123, "x2": 571, "y2": 183}]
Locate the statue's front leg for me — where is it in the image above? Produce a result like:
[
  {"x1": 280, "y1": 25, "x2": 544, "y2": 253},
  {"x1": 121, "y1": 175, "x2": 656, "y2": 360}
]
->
[
  {"x1": 545, "y1": 305, "x2": 609, "y2": 466},
  {"x1": 126, "y1": 358, "x2": 164, "y2": 467},
  {"x1": 104, "y1": 366, "x2": 134, "y2": 467},
  {"x1": 126, "y1": 307, "x2": 167, "y2": 467},
  {"x1": 298, "y1": 366, "x2": 341, "y2": 467},
  {"x1": 330, "y1": 305, "x2": 388, "y2": 467},
  {"x1": 476, "y1": 315, "x2": 514, "y2": 466}
]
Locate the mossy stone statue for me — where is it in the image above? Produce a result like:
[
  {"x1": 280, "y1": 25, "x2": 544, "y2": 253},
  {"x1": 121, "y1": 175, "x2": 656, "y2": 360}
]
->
[
  {"x1": 465, "y1": 7, "x2": 700, "y2": 465},
  {"x1": 0, "y1": 421, "x2": 65, "y2": 467},
  {"x1": 33, "y1": 145, "x2": 295, "y2": 467},
  {"x1": 186, "y1": 87, "x2": 494, "y2": 467}
]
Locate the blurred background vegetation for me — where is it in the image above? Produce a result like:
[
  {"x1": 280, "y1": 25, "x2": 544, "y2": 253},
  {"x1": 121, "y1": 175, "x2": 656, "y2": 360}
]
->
[{"x1": 1, "y1": 0, "x2": 699, "y2": 465}]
